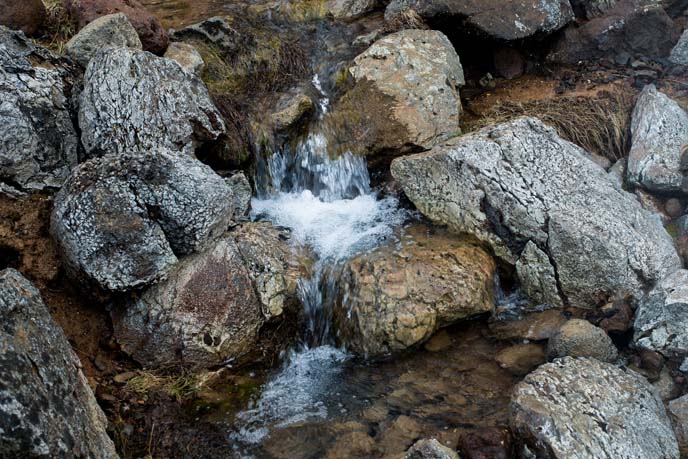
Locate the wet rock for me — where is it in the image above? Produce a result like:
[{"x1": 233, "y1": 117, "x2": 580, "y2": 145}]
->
[
  {"x1": 493, "y1": 47, "x2": 524, "y2": 80},
  {"x1": 163, "y1": 41, "x2": 204, "y2": 74},
  {"x1": 63, "y1": 0, "x2": 168, "y2": 54},
  {"x1": 384, "y1": 0, "x2": 573, "y2": 41},
  {"x1": 458, "y1": 427, "x2": 513, "y2": 459},
  {"x1": 79, "y1": 47, "x2": 225, "y2": 158},
  {"x1": 489, "y1": 309, "x2": 568, "y2": 341},
  {"x1": 0, "y1": 0, "x2": 46, "y2": 36},
  {"x1": 391, "y1": 117, "x2": 681, "y2": 310},
  {"x1": 271, "y1": 92, "x2": 314, "y2": 132},
  {"x1": 668, "y1": 394, "x2": 688, "y2": 453},
  {"x1": 51, "y1": 150, "x2": 239, "y2": 292},
  {"x1": 634, "y1": 269, "x2": 688, "y2": 358},
  {"x1": 547, "y1": 319, "x2": 618, "y2": 362},
  {"x1": 0, "y1": 269, "x2": 118, "y2": 458},
  {"x1": 495, "y1": 343, "x2": 546, "y2": 376},
  {"x1": 570, "y1": 0, "x2": 618, "y2": 18},
  {"x1": 379, "y1": 415, "x2": 423, "y2": 455},
  {"x1": 338, "y1": 29, "x2": 463, "y2": 155},
  {"x1": 0, "y1": 26, "x2": 80, "y2": 194},
  {"x1": 510, "y1": 357, "x2": 679, "y2": 459},
  {"x1": 326, "y1": 0, "x2": 379, "y2": 18},
  {"x1": 335, "y1": 225, "x2": 495, "y2": 357},
  {"x1": 670, "y1": 29, "x2": 688, "y2": 65},
  {"x1": 405, "y1": 438, "x2": 459, "y2": 459},
  {"x1": 549, "y1": 0, "x2": 679, "y2": 64},
  {"x1": 65, "y1": 13, "x2": 141, "y2": 68},
  {"x1": 627, "y1": 85, "x2": 688, "y2": 193}
]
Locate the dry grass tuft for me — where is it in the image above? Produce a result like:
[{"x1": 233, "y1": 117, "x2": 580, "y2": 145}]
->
[
  {"x1": 125, "y1": 371, "x2": 212, "y2": 402},
  {"x1": 41, "y1": 0, "x2": 76, "y2": 53},
  {"x1": 383, "y1": 8, "x2": 428, "y2": 32},
  {"x1": 467, "y1": 90, "x2": 635, "y2": 161}
]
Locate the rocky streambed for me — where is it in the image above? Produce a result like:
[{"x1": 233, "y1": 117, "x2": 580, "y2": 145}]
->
[{"x1": 1, "y1": 0, "x2": 688, "y2": 458}]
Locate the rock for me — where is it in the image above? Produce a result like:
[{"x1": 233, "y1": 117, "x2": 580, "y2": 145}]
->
[
  {"x1": 0, "y1": 269, "x2": 118, "y2": 458},
  {"x1": 63, "y1": 0, "x2": 168, "y2": 54},
  {"x1": 653, "y1": 368, "x2": 682, "y2": 401},
  {"x1": 599, "y1": 298, "x2": 634, "y2": 335},
  {"x1": 510, "y1": 357, "x2": 679, "y2": 459},
  {"x1": 163, "y1": 41, "x2": 204, "y2": 74},
  {"x1": 634, "y1": 269, "x2": 688, "y2": 358},
  {"x1": 170, "y1": 16, "x2": 239, "y2": 55},
  {"x1": 627, "y1": 85, "x2": 688, "y2": 193},
  {"x1": 570, "y1": 0, "x2": 618, "y2": 18},
  {"x1": 608, "y1": 157, "x2": 626, "y2": 189},
  {"x1": 333, "y1": 29, "x2": 463, "y2": 156},
  {"x1": 0, "y1": 26, "x2": 80, "y2": 194},
  {"x1": 226, "y1": 172, "x2": 252, "y2": 218},
  {"x1": 79, "y1": 47, "x2": 225, "y2": 158},
  {"x1": 51, "y1": 150, "x2": 240, "y2": 292},
  {"x1": 326, "y1": 0, "x2": 379, "y2": 18},
  {"x1": 670, "y1": 29, "x2": 688, "y2": 65},
  {"x1": 391, "y1": 117, "x2": 681, "y2": 310},
  {"x1": 379, "y1": 415, "x2": 423, "y2": 455},
  {"x1": 493, "y1": 47, "x2": 525, "y2": 80},
  {"x1": 335, "y1": 224, "x2": 495, "y2": 357},
  {"x1": 65, "y1": 13, "x2": 141, "y2": 68},
  {"x1": 515, "y1": 241, "x2": 563, "y2": 308},
  {"x1": 495, "y1": 343, "x2": 546, "y2": 376},
  {"x1": 547, "y1": 319, "x2": 618, "y2": 362},
  {"x1": 384, "y1": 0, "x2": 573, "y2": 41},
  {"x1": 668, "y1": 394, "x2": 688, "y2": 453},
  {"x1": 271, "y1": 92, "x2": 314, "y2": 132},
  {"x1": 489, "y1": 309, "x2": 568, "y2": 341},
  {"x1": 405, "y1": 439, "x2": 459, "y2": 459},
  {"x1": 666, "y1": 198, "x2": 684, "y2": 217},
  {"x1": 549, "y1": 0, "x2": 679, "y2": 64},
  {"x1": 458, "y1": 427, "x2": 513, "y2": 459},
  {"x1": 0, "y1": 0, "x2": 46, "y2": 36}
]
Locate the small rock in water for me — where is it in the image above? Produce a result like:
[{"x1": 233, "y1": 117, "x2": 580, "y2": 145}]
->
[
  {"x1": 489, "y1": 309, "x2": 568, "y2": 342},
  {"x1": 546, "y1": 319, "x2": 618, "y2": 362},
  {"x1": 405, "y1": 438, "x2": 459, "y2": 459},
  {"x1": 458, "y1": 427, "x2": 513, "y2": 459},
  {"x1": 496, "y1": 343, "x2": 546, "y2": 376}
]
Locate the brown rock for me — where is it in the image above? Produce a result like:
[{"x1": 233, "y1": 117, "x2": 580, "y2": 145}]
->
[
  {"x1": 458, "y1": 427, "x2": 513, "y2": 459},
  {"x1": 599, "y1": 299, "x2": 633, "y2": 335},
  {"x1": 493, "y1": 47, "x2": 524, "y2": 80},
  {"x1": 666, "y1": 198, "x2": 684, "y2": 218},
  {"x1": 0, "y1": 0, "x2": 46, "y2": 36},
  {"x1": 668, "y1": 394, "x2": 688, "y2": 455},
  {"x1": 546, "y1": 319, "x2": 619, "y2": 362},
  {"x1": 62, "y1": 0, "x2": 168, "y2": 53},
  {"x1": 495, "y1": 343, "x2": 546, "y2": 376},
  {"x1": 488, "y1": 309, "x2": 568, "y2": 341},
  {"x1": 379, "y1": 415, "x2": 424, "y2": 456}
]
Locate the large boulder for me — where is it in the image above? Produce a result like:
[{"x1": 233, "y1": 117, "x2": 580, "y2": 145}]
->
[
  {"x1": 0, "y1": 0, "x2": 46, "y2": 36},
  {"x1": 634, "y1": 269, "x2": 688, "y2": 358},
  {"x1": 0, "y1": 269, "x2": 118, "y2": 458},
  {"x1": 627, "y1": 85, "x2": 688, "y2": 193},
  {"x1": 113, "y1": 223, "x2": 306, "y2": 370},
  {"x1": 51, "y1": 149, "x2": 241, "y2": 292},
  {"x1": 549, "y1": 0, "x2": 679, "y2": 64},
  {"x1": 0, "y1": 27, "x2": 80, "y2": 195},
  {"x1": 669, "y1": 29, "x2": 688, "y2": 65},
  {"x1": 63, "y1": 0, "x2": 168, "y2": 54},
  {"x1": 327, "y1": 29, "x2": 463, "y2": 157},
  {"x1": 384, "y1": 0, "x2": 574, "y2": 41},
  {"x1": 79, "y1": 47, "x2": 225, "y2": 158},
  {"x1": 65, "y1": 13, "x2": 142, "y2": 68},
  {"x1": 510, "y1": 357, "x2": 679, "y2": 458},
  {"x1": 335, "y1": 224, "x2": 495, "y2": 357},
  {"x1": 391, "y1": 117, "x2": 681, "y2": 310}
]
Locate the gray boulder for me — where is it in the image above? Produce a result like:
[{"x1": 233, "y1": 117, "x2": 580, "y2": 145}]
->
[
  {"x1": 0, "y1": 27, "x2": 79, "y2": 194},
  {"x1": 384, "y1": 0, "x2": 573, "y2": 41},
  {"x1": 510, "y1": 357, "x2": 679, "y2": 459},
  {"x1": 0, "y1": 268, "x2": 118, "y2": 458},
  {"x1": 546, "y1": 319, "x2": 618, "y2": 362},
  {"x1": 627, "y1": 85, "x2": 688, "y2": 193},
  {"x1": 163, "y1": 41, "x2": 204, "y2": 74},
  {"x1": 51, "y1": 149, "x2": 240, "y2": 292},
  {"x1": 670, "y1": 29, "x2": 688, "y2": 65},
  {"x1": 391, "y1": 117, "x2": 681, "y2": 310},
  {"x1": 405, "y1": 439, "x2": 459, "y2": 459},
  {"x1": 634, "y1": 269, "x2": 688, "y2": 358},
  {"x1": 65, "y1": 13, "x2": 142, "y2": 68},
  {"x1": 79, "y1": 47, "x2": 225, "y2": 158}
]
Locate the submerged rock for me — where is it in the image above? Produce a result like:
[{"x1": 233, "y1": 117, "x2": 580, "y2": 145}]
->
[
  {"x1": 391, "y1": 117, "x2": 680, "y2": 310},
  {"x1": 510, "y1": 357, "x2": 679, "y2": 458},
  {"x1": 496, "y1": 343, "x2": 546, "y2": 376},
  {"x1": 0, "y1": 0, "x2": 46, "y2": 36},
  {"x1": 546, "y1": 319, "x2": 618, "y2": 362},
  {"x1": 0, "y1": 269, "x2": 118, "y2": 458},
  {"x1": 79, "y1": 47, "x2": 225, "y2": 158},
  {"x1": 335, "y1": 224, "x2": 495, "y2": 357},
  {"x1": 0, "y1": 27, "x2": 80, "y2": 194},
  {"x1": 627, "y1": 85, "x2": 688, "y2": 193},
  {"x1": 405, "y1": 438, "x2": 459, "y2": 459},
  {"x1": 384, "y1": 0, "x2": 573, "y2": 41},
  {"x1": 66, "y1": 13, "x2": 141, "y2": 68},
  {"x1": 51, "y1": 149, "x2": 240, "y2": 292}
]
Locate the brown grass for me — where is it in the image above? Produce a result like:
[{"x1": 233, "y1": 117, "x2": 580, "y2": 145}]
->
[
  {"x1": 125, "y1": 371, "x2": 212, "y2": 402},
  {"x1": 466, "y1": 90, "x2": 636, "y2": 161},
  {"x1": 41, "y1": 0, "x2": 75, "y2": 53}
]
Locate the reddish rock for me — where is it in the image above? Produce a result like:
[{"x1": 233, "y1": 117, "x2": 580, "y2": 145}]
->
[
  {"x1": 493, "y1": 47, "x2": 525, "y2": 80},
  {"x1": 62, "y1": 0, "x2": 168, "y2": 54},
  {"x1": 458, "y1": 427, "x2": 513, "y2": 459},
  {"x1": 0, "y1": 0, "x2": 46, "y2": 36}
]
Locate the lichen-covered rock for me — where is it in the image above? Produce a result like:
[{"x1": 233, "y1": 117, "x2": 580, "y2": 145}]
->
[
  {"x1": 384, "y1": 0, "x2": 573, "y2": 41},
  {"x1": 51, "y1": 149, "x2": 240, "y2": 292},
  {"x1": 670, "y1": 29, "x2": 688, "y2": 65},
  {"x1": 326, "y1": 0, "x2": 379, "y2": 18},
  {"x1": 0, "y1": 0, "x2": 46, "y2": 36},
  {"x1": 510, "y1": 357, "x2": 679, "y2": 459},
  {"x1": 405, "y1": 439, "x2": 459, "y2": 459},
  {"x1": 335, "y1": 224, "x2": 495, "y2": 357},
  {"x1": 0, "y1": 268, "x2": 118, "y2": 458},
  {"x1": 547, "y1": 319, "x2": 618, "y2": 362},
  {"x1": 79, "y1": 47, "x2": 225, "y2": 158},
  {"x1": 63, "y1": 0, "x2": 169, "y2": 54},
  {"x1": 163, "y1": 41, "x2": 204, "y2": 74},
  {"x1": 627, "y1": 85, "x2": 688, "y2": 193},
  {"x1": 0, "y1": 26, "x2": 79, "y2": 194},
  {"x1": 515, "y1": 241, "x2": 563, "y2": 308},
  {"x1": 634, "y1": 269, "x2": 688, "y2": 358},
  {"x1": 336, "y1": 29, "x2": 463, "y2": 155},
  {"x1": 391, "y1": 117, "x2": 680, "y2": 310},
  {"x1": 65, "y1": 13, "x2": 141, "y2": 68}
]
